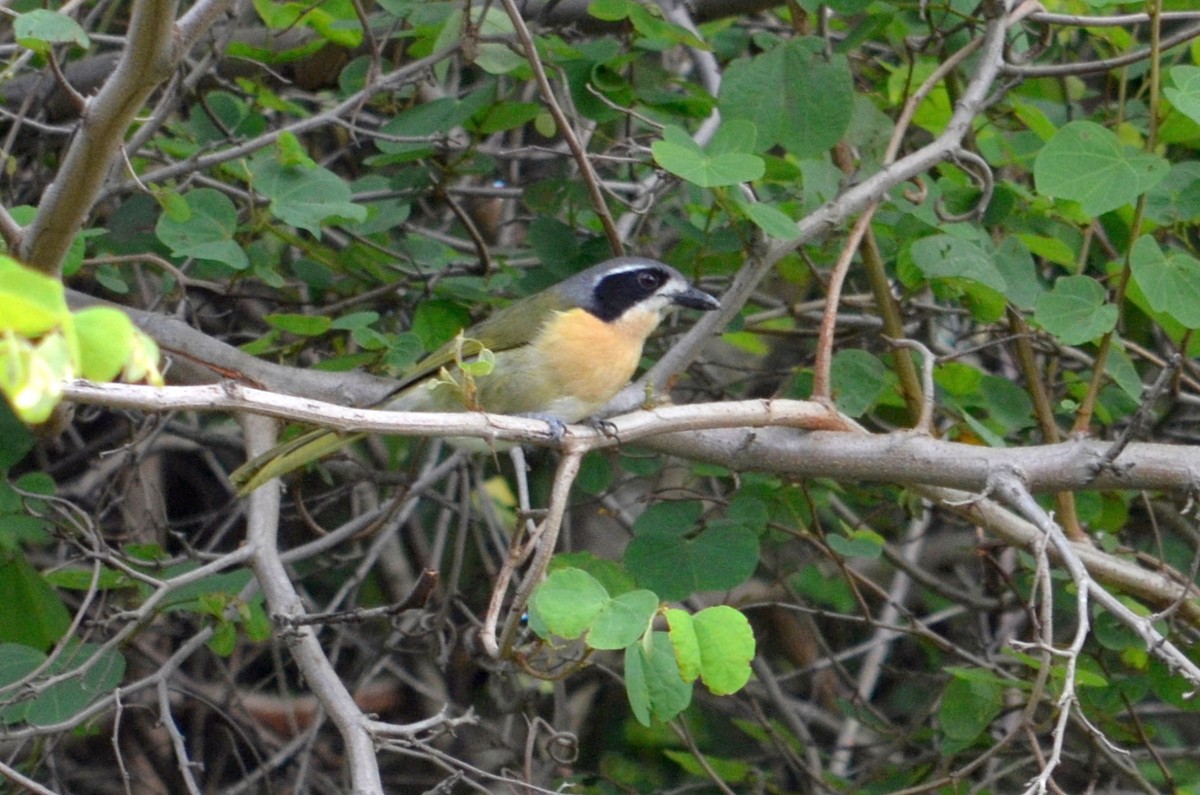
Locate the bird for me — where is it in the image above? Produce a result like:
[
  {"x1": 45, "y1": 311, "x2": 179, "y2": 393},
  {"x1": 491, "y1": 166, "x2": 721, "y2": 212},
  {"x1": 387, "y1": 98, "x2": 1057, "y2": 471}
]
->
[{"x1": 230, "y1": 256, "x2": 720, "y2": 494}]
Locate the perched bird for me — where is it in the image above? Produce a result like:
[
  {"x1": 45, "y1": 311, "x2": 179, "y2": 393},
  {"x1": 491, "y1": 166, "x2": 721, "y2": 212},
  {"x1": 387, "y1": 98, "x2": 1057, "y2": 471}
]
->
[{"x1": 231, "y1": 256, "x2": 720, "y2": 493}]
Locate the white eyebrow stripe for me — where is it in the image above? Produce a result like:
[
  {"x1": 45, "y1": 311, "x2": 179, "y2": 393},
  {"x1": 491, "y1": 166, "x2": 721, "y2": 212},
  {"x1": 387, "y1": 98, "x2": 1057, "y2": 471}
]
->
[{"x1": 591, "y1": 261, "x2": 661, "y2": 283}]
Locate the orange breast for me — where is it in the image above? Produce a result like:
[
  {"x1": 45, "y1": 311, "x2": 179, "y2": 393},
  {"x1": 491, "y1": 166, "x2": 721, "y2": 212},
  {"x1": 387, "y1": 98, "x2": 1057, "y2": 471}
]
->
[{"x1": 534, "y1": 307, "x2": 660, "y2": 408}]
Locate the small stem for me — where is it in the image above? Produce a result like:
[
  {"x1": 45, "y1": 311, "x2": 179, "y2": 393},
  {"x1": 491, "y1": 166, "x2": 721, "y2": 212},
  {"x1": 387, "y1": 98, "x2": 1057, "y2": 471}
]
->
[{"x1": 499, "y1": 0, "x2": 624, "y2": 256}]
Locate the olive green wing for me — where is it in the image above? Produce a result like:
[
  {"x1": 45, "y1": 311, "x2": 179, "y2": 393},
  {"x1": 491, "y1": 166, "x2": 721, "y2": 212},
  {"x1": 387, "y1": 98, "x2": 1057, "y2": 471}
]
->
[{"x1": 382, "y1": 287, "x2": 568, "y2": 399}]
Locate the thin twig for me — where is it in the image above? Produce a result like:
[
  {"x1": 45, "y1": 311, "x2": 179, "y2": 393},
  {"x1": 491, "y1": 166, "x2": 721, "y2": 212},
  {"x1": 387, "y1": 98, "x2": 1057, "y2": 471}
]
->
[{"x1": 498, "y1": 0, "x2": 624, "y2": 255}]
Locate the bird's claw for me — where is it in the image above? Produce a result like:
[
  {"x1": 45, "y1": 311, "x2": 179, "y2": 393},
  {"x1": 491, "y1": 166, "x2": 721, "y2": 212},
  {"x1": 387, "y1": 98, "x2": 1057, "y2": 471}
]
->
[{"x1": 583, "y1": 416, "x2": 619, "y2": 438}]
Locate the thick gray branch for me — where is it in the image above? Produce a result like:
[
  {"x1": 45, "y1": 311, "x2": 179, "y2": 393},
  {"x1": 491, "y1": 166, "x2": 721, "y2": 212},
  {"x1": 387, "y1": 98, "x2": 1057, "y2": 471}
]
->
[{"x1": 19, "y1": 0, "x2": 184, "y2": 275}]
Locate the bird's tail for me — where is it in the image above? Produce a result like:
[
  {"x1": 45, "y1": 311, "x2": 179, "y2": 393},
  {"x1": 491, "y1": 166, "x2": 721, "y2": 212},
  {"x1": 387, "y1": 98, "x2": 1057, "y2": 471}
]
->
[{"x1": 230, "y1": 428, "x2": 365, "y2": 495}]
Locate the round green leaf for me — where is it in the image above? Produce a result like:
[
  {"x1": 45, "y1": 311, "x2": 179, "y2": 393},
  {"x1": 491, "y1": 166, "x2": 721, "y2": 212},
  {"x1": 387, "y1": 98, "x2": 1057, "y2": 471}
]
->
[
  {"x1": 740, "y1": 201, "x2": 800, "y2": 240},
  {"x1": 652, "y1": 126, "x2": 764, "y2": 188},
  {"x1": 625, "y1": 521, "x2": 759, "y2": 601},
  {"x1": 253, "y1": 156, "x2": 368, "y2": 236},
  {"x1": 1129, "y1": 235, "x2": 1200, "y2": 329},
  {"x1": 587, "y1": 589, "x2": 658, "y2": 650},
  {"x1": 631, "y1": 500, "x2": 704, "y2": 537},
  {"x1": 529, "y1": 568, "x2": 608, "y2": 640},
  {"x1": 14, "y1": 9, "x2": 90, "y2": 52},
  {"x1": 908, "y1": 235, "x2": 1007, "y2": 292},
  {"x1": 24, "y1": 643, "x2": 126, "y2": 727},
  {"x1": 72, "y1": 307, "x2": 136, "y2": 382},
  {"x1": 1033, "y1": 275, "x2": 1118, "y2": 345},
  {"x1": 1034, "y1": 121, "x2": 1169, "y2": 217},
  {"x1": 0, "y1": 256, "x2": 70, "y2": 337},
  {"x1": 692, "y1": 605, "x2": 755, "y2": 696},
  {"x1": 1164, "y1": 66, "x2": 1200, "y2": 127},
  {"x1": 474, "y1": 9, "x2": 526, "y2": 74},
  {"x1": 939, "y1": 673, "x2": 1002, "y2": 742},
  {"x1": 155, "y1": 188, "x2": 249, "y2": 270},
  {"x1": 549, "y1": 552, "x2": 636, "y2": 596},
  {"x1": 721, "y1": 39, "x2": 853, "y2": 157}
]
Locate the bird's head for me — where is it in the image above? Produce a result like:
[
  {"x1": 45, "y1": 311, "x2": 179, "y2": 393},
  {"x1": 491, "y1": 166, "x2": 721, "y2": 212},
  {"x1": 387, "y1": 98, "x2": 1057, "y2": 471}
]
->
[{"x1": 561, "y1": 257, "x2": 720, "y2": 323}]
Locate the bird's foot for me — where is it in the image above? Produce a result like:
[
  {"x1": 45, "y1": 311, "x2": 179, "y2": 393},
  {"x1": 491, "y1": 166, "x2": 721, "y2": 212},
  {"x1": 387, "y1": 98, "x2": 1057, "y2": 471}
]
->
[
  {"x1": 582, "y1": 415, "x2": 619, "y2": 438},
  {"x1": 518, "y1": 412, "x2": 567, "y2": 441}
]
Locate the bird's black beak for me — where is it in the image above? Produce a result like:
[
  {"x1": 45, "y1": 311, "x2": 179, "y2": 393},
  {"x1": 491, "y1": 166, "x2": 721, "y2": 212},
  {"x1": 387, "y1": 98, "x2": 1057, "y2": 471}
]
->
[{"x1": 671, "y1": 285, "x2": 721, "y2": 312}]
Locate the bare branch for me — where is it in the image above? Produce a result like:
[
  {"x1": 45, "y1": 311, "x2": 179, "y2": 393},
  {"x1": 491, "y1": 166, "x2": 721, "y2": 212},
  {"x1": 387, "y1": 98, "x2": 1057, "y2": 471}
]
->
[{"x1": 19, "y1": 0, "x2": 182, "y2": 275}]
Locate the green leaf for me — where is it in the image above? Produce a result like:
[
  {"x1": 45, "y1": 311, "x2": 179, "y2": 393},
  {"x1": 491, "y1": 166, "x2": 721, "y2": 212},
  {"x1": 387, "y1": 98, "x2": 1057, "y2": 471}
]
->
[
  {"x1": 625, "y1": 502, "x2": 759, "y2": 600},
  {"x1": 691, "y1": 606, "x2": 755, "y2": 695},
  {"x1": 0, "y1": 333, "x2": 72, "y2": 424},
  {"x1": 908, "y1": 235, "x2": 1007, "y2": 292},
  {"x1": 708, "y1": 119, "x2": 759, "y2": 155},
  {"x1": 208, "y1": 620, "x2": 237, "y2": 656},
  {"x1": 1033, "y1": 276, "x2": 1118, "y2": 345},
  {"x1": 0, "y1": 643, "x2": 45, "y2": 724},
  {"x1": 0, "y1": 256, "x2": 71, "y2": 337},
  {"x1": 721, "y1": 39, "x2": 853, "y2": 158},
  {"x1": 155, "y1": 188, "x2": 249, "y2": 270},
  {"x1": 374, "y1": 88, "x2": 495, "y2": 160},
  {"x1": 528, "y1": 568, "x2": 608, "y2": 640},
  {"x1": 652, "y1": 125, "x2": 764, "y2": 187},
  {"x1": 631, "y1": 500, "x2": 704, "y2": 537},
  {"x1": 664, "y1": 608, "x2": 702, "y2": 683},
  {"x1": 43, "y1": 567, "x2": 129, "y2": 591},
  {"x1": 274, "y1": 130, "x2": 317, "y2": 168},
  {"x1": 474, "y1": 8, "x2": 526, "y2": 74},
  {"x1": 475, "y1": 102, "x2": 542, "y2": 134},
  {"x1": 1129, "y1": 235, "x2": 1200, "y2": 329},
  {"x1": 244, "y1": 598, "x2": 272, "y2": 642},
  {"x1": 14, "y1": 9, "x2": 90, "y2": 52},
  {"x1": 939, "y1": 671, "x2": 1003, "y2": 742},
  {"x1": 0, "y1": 402, "x2": 35, "y2": 469},
  {"x1": 994, "y1": 236, "x2": 1045, "y2": 311},
  {"x1": 252, "y1": 157, "x2": 367, "y2": 236},
  {"x1": 625, "y1": 631, "x2": 692, "y2": 726},
  {"x1": 23, "y1": 642, "x2": 126, "y2": 727},
  {"x1": 587, "y1": 589, "x2": 659, "y2": 650},
  {"x1": 252, "y1": 0, "x2": 362, "y2": 47},
  {"x1": 830, "y1": 349, "x2": 889, "y2": 418},
  {"x1": 265, "y1": 313, "x2": 333, "y2": 337},
  {"x1": 1164, "y1": 66, "x2": 1200, "y2": 127},
  {"x1": 826, "y1": 528, "x2": 885, "y2": 559},
  {"x1": 1033, "y1": 121, "x2": 1169, "y2": 216},
  {"x1": 549, "y1": 552, "x2": 637, "y2": 596},
  {"x1": 588, "y1": 0, "x2": 705, "y2": 47},
  {"x1": 410, "y1": 300, "x2": 471, "y2": 351},
  {"x1": 1106, "y1": 338, "x2": 1143, "y2": 401},
  {"x1": 1016, "y1": 234, "x2": 1077, "y2": 269},
  {"x1": 153, "y1": 566, "x2": 255, "y2": 613},
  {"x1": 72, "y1": 307, "x2": 135, "y2": 382},
  {"x1": 739, "y1": 201, "x2": 800, "y2": 240},
  {"x1": 0, "y1": 553, "x2": 71, "y2": 649},
  {"x1": 588, "y1": 0, "x2": 629, "y2": 20},
  {"x1": 662, "y1": 749, "x2": 751, "y2": 783}
]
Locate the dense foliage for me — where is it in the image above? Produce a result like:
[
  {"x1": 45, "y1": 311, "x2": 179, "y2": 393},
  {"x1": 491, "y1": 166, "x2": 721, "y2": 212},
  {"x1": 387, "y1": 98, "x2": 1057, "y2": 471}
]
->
[{"x1": 3, "y1": 1, "x2": 1200, "y2": 793}]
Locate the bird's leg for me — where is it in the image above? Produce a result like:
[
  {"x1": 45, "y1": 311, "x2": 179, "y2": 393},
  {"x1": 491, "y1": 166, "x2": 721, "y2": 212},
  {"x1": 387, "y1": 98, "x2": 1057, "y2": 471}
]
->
[{"x1": 516, "y1": 412, "x2": 567, "y2": 442}]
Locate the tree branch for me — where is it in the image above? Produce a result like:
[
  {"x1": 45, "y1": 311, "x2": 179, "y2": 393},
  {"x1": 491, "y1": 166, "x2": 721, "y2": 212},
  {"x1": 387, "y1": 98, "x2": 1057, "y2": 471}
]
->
[{"x1": 19, "y1": 0, "x2": 183, "y2": 276}]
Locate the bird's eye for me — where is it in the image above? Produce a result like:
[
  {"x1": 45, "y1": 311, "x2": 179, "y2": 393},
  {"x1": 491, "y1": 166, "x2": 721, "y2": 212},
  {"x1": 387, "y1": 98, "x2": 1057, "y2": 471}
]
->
[{"x1": 638, "y1": 270, "x2": 663, "y2": 290}]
